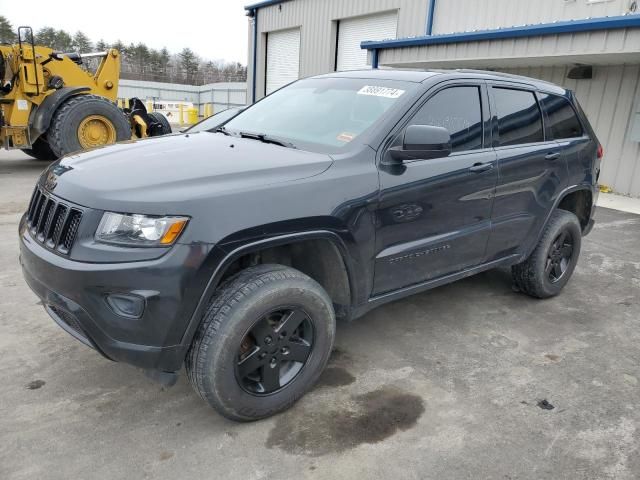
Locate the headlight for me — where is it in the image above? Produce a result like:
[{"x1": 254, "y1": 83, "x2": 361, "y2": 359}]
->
[{"x1": 95, "y1": 212, "x2": 189, "y2": 247}]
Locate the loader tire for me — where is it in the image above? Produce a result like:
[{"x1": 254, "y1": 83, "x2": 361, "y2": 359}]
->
[
  {"x1": 48, "y1": 94, "x2": 130, "y2": 158},
  {"x1": 148, "y1": 112, "x2": 172, "y2": 136},
  {"x1": 23, "y1": 137, "x2": 57, "y2": 161}
]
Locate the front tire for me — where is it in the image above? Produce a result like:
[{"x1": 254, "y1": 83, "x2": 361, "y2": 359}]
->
[
  {"x1": 186, "y1": 265, "x2": 335, "y2": 421},
  {"x1": 23, "y1": 137, "x2": 57, "y2": 161},
  {"x1": 48, "y1": 94, "x2": 131, "y2": 157},
  {"x1": 512, "y1": 209, "x2": 582, "y2": 298}
]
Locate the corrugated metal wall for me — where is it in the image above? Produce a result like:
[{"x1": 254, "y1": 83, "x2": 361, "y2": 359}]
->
[
  {"x1": 248, "y1": 0, "x2": 429, "y2": 99},
  {"x1": 118, "y1": 80, "x2": 247, "y2": 115},
  {"x1": 501, "y1": 65, "x2": 640, "y2": 197},
  {"x1": 433, "y1": 0, "x2": 633, "y2": 34},
  {"x1": 376, "y1": 28, "x2": 640, "y2": 68}
]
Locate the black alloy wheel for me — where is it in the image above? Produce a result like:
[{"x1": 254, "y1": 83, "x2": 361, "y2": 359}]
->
[
  {"x1": 546, "y1": 229, "x2": 574, "y2": 283},
  {"x1": 236, "y1": 307, "x2": 314, "y2": 395}
]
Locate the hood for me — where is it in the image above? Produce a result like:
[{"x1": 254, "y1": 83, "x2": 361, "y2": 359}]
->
[{"x1": 41, "y1": 132, "x2": 333, "y2": 212}]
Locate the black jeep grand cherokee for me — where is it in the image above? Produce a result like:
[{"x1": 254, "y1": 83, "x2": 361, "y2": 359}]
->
[{"x1": 20, "y1": 70, "x2": 601, "y2": 421}]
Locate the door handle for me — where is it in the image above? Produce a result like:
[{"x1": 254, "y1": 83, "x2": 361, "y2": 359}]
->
[
  {"x1": 545, "y1": 152, "x2": 561, "y2": 161},
  {"x1": 469, "y1": 162, "x2": 494, "y2": 173}
]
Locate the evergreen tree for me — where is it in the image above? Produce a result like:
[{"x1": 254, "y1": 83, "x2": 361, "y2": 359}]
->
[
  {"x1": 54, "y1": 30, "x2": 73, "y2": 51},
  {"x1": 34, "y1": 27, "x2": 57, "y2": 48},
  {"x1": 0, "y1": 16, "x2": 16, "y2": 44},
  {"x1": 5, "y1": 19, "x2": 246, "y2": 84},
  {"x1": 72, "y1": 31, "x2": 93, "y2": 52},
  {"x1": 179, "y1": 47, "x2": 200, "y2": 83}
]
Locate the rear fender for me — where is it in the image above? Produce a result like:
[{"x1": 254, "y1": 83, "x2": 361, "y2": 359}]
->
[{"x1": 521, "y1": 184, "x2": 596, "y2": 262}]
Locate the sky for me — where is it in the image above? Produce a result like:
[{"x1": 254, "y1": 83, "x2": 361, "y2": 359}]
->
[{"x1": 2, "y1": 0, "x2": 250, "y2": 64}]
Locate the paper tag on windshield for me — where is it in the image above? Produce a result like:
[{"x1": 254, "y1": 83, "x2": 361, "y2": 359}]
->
[{"x1": 357, "y1": 86, "x2": 405, "y2": 99}]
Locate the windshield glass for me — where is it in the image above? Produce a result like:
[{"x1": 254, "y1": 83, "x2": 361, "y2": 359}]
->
[
  {"x1": 187, "y1": 108, "x2": 243, "y2": 133},
  {"x1": 224, "y1": 77, "x2": 417, "y2": 153}
]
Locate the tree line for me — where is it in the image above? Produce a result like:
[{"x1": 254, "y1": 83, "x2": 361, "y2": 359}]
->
[{"x1": 0, "y1": 16, "x2": 246, "y2": 85}]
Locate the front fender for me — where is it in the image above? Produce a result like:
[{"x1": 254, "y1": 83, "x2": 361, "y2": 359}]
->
[
  {"x1": 30, "y1": 87, "x2": 90, "y2": 140},
  {"x1": 177, "y1": 229, "x2": 357, "y2": 355}
]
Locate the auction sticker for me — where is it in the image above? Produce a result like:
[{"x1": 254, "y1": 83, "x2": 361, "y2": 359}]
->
[
  {"x1": 337, "y1": 132, "x2": 355, "y2": 142},
  {"x1": 357, "y1": 86, "x2": 405, "y2": 99}
]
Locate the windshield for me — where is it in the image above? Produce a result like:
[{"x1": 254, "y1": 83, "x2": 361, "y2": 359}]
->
[
  {"x1": 187, "y1": 108, "x2": 243, "y2": 133},
  {"x1": 224, "y1": 77, "x2": 417, "y2": 153}
]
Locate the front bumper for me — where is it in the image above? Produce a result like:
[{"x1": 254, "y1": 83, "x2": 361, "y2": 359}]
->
[{"x1": 19, "y1": 215, "x2": 213, "y2": 373}]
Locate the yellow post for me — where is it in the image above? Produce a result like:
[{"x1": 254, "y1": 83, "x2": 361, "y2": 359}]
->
[
  {"x1": 205, "y1": 104, "x2": 214, "y2": 118},
  {"x1": 187, "y1": 107, "x2": 198, "y2": 124},
  {"x1": 146, "y1": 100, "x2": 153, "y2": 112},
  {"x1": 179, "y1": 104, "x2": 184, "y2": 126}
]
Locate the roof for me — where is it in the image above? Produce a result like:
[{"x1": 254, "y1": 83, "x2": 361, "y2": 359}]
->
[
  {"x1": 311, "y1": 68, "x2": 567, "y2": 93},
  {"x1": 311, "y1": 69, "x2": 442, "y2": 83},
  {"x1": 361, "y1": 14, "x2": 640, "y2": 50},
  {"x1": 244, "y1": 0, "x2": 289, "y2": 10}
]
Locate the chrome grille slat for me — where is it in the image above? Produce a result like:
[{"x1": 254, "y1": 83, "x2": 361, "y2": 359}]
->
[
  {"x1": 48, "y1": 205, "x2": 69, "y2": 248},
  {"x1": 60, "y1": 210, "x2": 82, "y2": 253},
  {"x1": 25, "y1": 185, "x2": 83, "y2": 255},
  {"x1": 27, "y1": 188, "x2": 40, "y2": 222},
  {"x1": 31, "y1": 193, "x2": 46, "y2": 231},
  {"x1": 37, "y1": 199, "x2": 55, "y2": 239}
]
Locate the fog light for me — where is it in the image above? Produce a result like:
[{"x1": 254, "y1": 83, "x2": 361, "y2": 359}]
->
[{"x1": 106, "y1": 294, "x2": 145, "y2": 319}]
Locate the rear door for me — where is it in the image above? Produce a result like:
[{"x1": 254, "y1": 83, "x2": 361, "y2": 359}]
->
[
  {"x1": 373, "y1": 82, "x2": 497, "y2": 295},
  {"x1": 485, "y1": 84, "x2": 568, "y2": 261}
]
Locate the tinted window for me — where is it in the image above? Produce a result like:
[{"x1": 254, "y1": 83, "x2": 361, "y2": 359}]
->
[
  {"x1": 494, "y1": 88, "x2": 544, "y2": 146},
  {"x1": 409, "y1": 86, "x2": 483, "y2": 152},
  {"x1": 539, "y1": 93, "x2": 583, "y2": 139}
]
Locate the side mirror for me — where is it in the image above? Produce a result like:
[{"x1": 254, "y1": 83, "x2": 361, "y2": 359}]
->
[{"x1": 388, "y1": 125, "x2": 452, "y2": 163}]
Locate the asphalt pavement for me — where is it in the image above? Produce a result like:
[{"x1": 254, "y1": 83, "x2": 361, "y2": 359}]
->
[{"x1": 1, "y1": 150, "x2": 638, "y2": 480}]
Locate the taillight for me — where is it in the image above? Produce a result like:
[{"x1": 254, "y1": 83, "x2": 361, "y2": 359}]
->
[{"x1": 597, "y1": 144, "x2": 604, "y2": 160}]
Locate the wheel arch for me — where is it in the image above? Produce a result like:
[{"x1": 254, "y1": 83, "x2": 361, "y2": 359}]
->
[
  {"x1": 29, "y1": 87, "x2": 90, "y2": 141},
  {"x1": 180, "y1": 230, "x2": 356, "y2": 351},
  {"x1": 557, "y1": 187, "x2": 594, "y2": 231},
  {"x1": 523, "y1": 184, "x2": 595, "y2": 262}
]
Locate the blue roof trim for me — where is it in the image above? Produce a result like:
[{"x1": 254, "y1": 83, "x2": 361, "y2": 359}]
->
[
  {"x1": 244, "y1": 0, "x2": 289, "y2": 10},
  {"x1": 361, "y1": 14, "x2": 640, "y2": 50}
]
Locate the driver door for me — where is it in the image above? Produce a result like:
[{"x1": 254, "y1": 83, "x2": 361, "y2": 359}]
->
[{"x1": 373, "y1": 83, "x2": 497, "y2": 295}]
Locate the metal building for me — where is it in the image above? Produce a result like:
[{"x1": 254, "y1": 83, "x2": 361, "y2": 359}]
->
[
  {"x1": 118, "y1": 80, "x2": 247, "y2": 116},
  {"x1": 245, "y1": 0, "x2": 640, "y2": 196}
]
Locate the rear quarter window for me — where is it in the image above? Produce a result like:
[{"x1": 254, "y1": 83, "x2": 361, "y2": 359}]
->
[{"x1": 538, "y1": 93, "x2": 584, "y2": 139}]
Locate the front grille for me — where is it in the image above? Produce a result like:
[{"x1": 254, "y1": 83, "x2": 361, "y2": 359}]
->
[{"x1": 26, "y1": 186, "x2": 83, "y2": 255}]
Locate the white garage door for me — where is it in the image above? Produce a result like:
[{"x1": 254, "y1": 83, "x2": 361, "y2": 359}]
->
[
  {"x1": 266, "y1": 28, "x2": 301, "y2": 95},
  {"x1": 337, "y1": 11, "x2": 398, "y2": 71}
]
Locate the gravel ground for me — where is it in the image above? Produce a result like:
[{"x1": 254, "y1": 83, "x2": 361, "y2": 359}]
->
[{"x1": 1, "y1": 150, "x2": 638, "y2": 480}]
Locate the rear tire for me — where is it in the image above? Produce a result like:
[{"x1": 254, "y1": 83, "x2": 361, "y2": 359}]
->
[
  {"x1": 48, "y1": 94, "x2": 130, "y2": 158},
  {"x1": 23, "y1": 137, "x2": 57, "y2": 161},
  {"x1": 148, "y1": 112, "x2": 172, "y2": 136},
  {"x1": 512, "y1": 209, "x2": 582, "y2": 298},
  {"x1": 186, "y1": 264, "x2": 335, "y2": 422}
]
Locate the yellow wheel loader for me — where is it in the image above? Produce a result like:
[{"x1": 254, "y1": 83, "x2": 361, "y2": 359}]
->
[{"x1": 0, "y1": 27, "x2": 171, "y2": 160}]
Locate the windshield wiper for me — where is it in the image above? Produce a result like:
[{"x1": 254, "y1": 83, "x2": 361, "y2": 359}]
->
[
  {"x1": 214, "y1": 126, "x2": 231, "y2": 136},
  {"x1": 238, "y1": 131, "x2": 297, "y2": 149}
]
